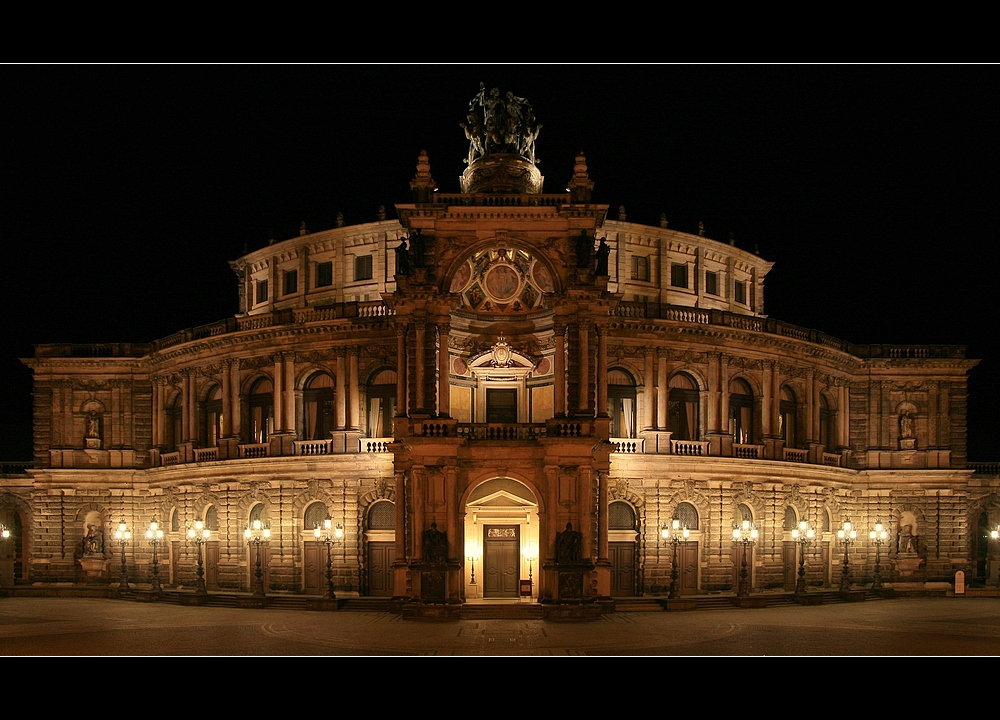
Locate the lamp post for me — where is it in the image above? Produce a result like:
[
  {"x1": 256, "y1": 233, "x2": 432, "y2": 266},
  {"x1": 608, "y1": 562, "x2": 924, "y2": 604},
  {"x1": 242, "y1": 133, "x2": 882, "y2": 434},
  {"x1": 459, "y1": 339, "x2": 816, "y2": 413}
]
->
[
  {"x1": 661, "y1": 518, "x2": 690, "y2": 599},
  {"x1": 244, "y1": 519, "x2": 270, "y2": 597},
  {"x1": 990, "y1": 526, "x2": 1000, "y2": 587},
  {"x1": 791, "y1": 520, "x2": 815, "y2": 595},
  {"x1": 522, "y1": 542, "x2": 538, "y2": 595},
  {"x1": 732, "y1": 520, "x2": 758, "y2": 597},
  {"x1": 145, "y1": 520, "x2": 164, "y2": 593},
  {"x1": 869, "y1": 519, "x2": 888, "y2": 590},
  {"x1": 114, "y1": 518, "x2": 131, "y2": 590},
  {"x1": 313, "y1": 517, "x2": 344, "y2": 600},
  {"x1": 837, "y1": 518, "x2": 857, "y2": 591},
  {"x1": 187, "y1": 520, "x2": 211, "y2": 595},
  {"x1": 466, "y1": 538, "x2": 481, "y2": 592}
]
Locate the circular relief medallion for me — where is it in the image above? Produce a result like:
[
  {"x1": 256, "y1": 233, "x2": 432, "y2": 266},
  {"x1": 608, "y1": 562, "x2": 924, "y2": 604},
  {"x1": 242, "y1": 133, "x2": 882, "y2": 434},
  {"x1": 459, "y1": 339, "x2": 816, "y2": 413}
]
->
[{"x1": 484, "y1": 264, "x2": 520, "y2": 301}]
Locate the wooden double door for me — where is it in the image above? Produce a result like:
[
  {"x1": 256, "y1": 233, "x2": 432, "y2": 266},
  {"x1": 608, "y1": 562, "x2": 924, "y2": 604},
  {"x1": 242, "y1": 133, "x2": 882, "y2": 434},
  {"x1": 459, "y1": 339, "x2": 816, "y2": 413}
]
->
[{"x1": 484, "y1": 525, "x2": 520, "y2": 598}]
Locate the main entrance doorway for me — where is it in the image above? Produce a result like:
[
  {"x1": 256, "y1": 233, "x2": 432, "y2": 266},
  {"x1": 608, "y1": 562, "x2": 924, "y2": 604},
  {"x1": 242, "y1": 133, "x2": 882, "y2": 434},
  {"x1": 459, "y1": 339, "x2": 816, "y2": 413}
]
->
[
  {"x1": 464, "y1": 477, "x2": 539, "y2": 601},
  {"x1": 484, "y1": 525, "x2": 519, "y2": 598}
]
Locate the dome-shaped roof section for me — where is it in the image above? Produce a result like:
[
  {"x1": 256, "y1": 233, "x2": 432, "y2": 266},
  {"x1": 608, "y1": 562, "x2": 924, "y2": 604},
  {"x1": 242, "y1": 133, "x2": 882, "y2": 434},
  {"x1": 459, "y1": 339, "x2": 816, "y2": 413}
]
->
[{"x1": 459, "y1": 85, "x2": 544, "y2": 194}]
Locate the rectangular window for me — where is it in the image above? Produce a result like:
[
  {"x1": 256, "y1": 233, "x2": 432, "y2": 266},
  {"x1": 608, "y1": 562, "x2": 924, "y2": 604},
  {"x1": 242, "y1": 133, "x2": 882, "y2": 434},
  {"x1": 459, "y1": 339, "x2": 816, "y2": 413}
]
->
[
  {"x1": 316, "y1": 261, "x2": 333, "y2": 287},
  {"x1": 355, "y1": 255, "x2": 373, "y2": 281},
  {"x1": 734, "y1": 280, "x2": 746, "y2": 305},
  {"x1": 283, "y1": 269, "x2": 298, "y2": 296},
  {"x1": 671, "y1": 263, "x2": 688, "y2": 288},
  {"x1": 255, "y1": 279, "x2": 268, "y2": 304},
  {"x1": 705, "y1": 271, "x2": 719, "y2": 296},
  {"x1": 631, "y1": 255, "x2": 649, "y2": 282}
]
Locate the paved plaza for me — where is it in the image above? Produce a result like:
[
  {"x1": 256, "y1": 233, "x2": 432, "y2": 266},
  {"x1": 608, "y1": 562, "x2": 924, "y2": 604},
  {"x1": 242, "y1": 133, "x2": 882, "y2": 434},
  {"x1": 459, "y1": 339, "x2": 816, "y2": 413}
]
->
[{"x1": 1, "y1": 596, "x2": 999, "y2": 655}]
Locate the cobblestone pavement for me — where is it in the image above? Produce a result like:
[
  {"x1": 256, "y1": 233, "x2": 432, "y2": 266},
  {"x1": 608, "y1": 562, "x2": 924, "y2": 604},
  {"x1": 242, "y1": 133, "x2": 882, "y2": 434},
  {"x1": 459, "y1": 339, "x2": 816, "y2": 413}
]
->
[{"x1": 1, "y1": 596, "x2": 999, "y2": 655}]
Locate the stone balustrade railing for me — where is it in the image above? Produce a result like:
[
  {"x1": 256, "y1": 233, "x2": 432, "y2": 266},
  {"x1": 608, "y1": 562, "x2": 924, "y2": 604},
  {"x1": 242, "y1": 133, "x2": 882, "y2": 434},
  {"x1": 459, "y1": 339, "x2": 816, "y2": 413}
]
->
[
  {"x1": 822, "y1": 452, "x2": 842, "y2": 467},
  {"x1": 161, "y1": 451, "x2": 181, "y2": 466},
  {"x1": 457, "y1": 424, "x2": 546, "y2": 441},
  {"x1": 610, "y1": 437, "x2": 643, "y2": 453},
  {"x1": 733, "y1": 443, "x2": 764, "y2": 459},
  {"x1": 671, "y1": 439, "x2": 710, "y2": 456},
  {"x1": 193, "y1": 447, "x2": 218, "y2": 463},
  {"x1": 361, "y1": 438, "x2": 393, "y2": 453},
  {"x1": 783, "y1": 447, "x2": 809, "y2": 463},
  {"x1": 238, "y1": 443, "x2": 269, "y2": 459},
  {"x1": 295, "y1": 439, "x2": 331, "y2": 456},
  {"x1": 0, "y1": 462, "x2": 33, "y2": 476}
]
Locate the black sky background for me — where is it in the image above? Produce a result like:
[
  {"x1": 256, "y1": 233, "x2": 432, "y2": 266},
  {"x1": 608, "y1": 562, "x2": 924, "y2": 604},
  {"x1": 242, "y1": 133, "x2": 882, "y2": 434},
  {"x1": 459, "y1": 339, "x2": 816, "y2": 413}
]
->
[{"x1": 2, "y1": 65, "x2": 997, "y2": 461}]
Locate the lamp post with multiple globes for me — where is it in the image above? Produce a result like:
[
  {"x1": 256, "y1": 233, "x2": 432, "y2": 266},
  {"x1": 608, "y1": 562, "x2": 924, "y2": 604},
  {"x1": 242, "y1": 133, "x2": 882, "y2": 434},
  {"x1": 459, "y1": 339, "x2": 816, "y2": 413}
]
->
[
  {"x1": 661, "y1": 518, "x2": 690, "y2": 599},
  {"x1": 791, "y1": 520, "x2": 815, "y2": 595},
  {"x1": 990, "y1": 526, "x2": 1000, "y2": 587},
  {"x1": 187, "y1": 520, "x2": 211, "y2": 595},
  {"x1": 114, "y1": 519, "x2": 131, "y2": 590},
  {"x1": 869, "y1": 519, "x2": 888, "y2": 590},
  {"x1": 244, "y1": 519, "x2": 270, "y2": 597},
  {"x1": 522, "y1": 542, "x2": 538, "y2": 596},
  {"x1": 837, "y1": 518, "x2": 857, "y2": 591},
  {"x1": 313, "y1": 517, "x2": 344, "y2": 600},
  {"x1": 146, "y1": 520, "x2": 164, "y2": 593},
  {"x1": 732, "y1": 520, "x2": 758, "y2": 597}
]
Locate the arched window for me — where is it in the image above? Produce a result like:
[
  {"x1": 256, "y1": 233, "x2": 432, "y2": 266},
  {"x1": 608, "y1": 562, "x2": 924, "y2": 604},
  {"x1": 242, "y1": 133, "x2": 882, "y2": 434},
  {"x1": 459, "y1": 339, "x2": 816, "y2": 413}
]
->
[
  {"x1": 735, "y1": 503, "x2": 753, "y2": 526},
  {"x1": 819, "y1": 394, "x2": 834, "y2": 452},
  {"x1": 303, "y1": 372, "x2": 335, "y2": 441},
  {"x1": 668, "y1": 373, "x2": 699, "y2": 440},
  {"x1": 729, "y1": 378, "x2": 754, "y2": 445},
  {"x1": 304, "y1": 501, "x2": 329, "y2": 531},
  {"x1": 676, "y1": 502, "x2": 699, "y2": 530},
  {"x1": 249, "y1": 502, "x2": 268, "y2": 528},
  {"x1": 779, "y1": 385, "x2": 798, "y2": 448},
  {"x1": 609, "y1": 501, "x2": 636, "y2": 530},
  {"x1": 607, "y1": 368, "x2": 637, "y2": 439},
  {"x1": 205, "y1": 505, "x2": 219, "y2": 532},
  {"x1": 169, "y1": 507, "x2": 179, "y2": 533},
  {"x1": 164, "y1": 390, "x2": 182, "y2": 451},
  {"x1": 783, "y1": 506, "x2": 798, "y2": 530},
  {"x1": 822, "y1": 508, "x2": 831, "y2": 533},
  {"x1": 367, "y1": 370, "x2": 397, "y2": 438},
  {"x1": 203, "y1": 385, "x2": 223, "y2": 448},
  {"x1": 249, "y1": 378, "x2": 274, "y2": 444},
  {"x1": 367, "y1": 500, "x2": 395, "y2": 530}
]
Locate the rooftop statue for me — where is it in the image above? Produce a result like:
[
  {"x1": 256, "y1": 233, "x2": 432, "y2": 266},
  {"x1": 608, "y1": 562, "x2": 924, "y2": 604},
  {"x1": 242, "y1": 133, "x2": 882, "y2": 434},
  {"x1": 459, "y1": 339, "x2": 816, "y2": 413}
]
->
[{"x1": 462, "y1": 83, "x2": 542, "y2": 166}]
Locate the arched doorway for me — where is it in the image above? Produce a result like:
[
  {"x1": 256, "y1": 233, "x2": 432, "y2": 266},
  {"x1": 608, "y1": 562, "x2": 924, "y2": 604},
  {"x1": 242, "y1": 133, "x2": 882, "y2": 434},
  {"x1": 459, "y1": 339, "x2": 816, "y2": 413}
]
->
[
  {"x1": 303, "y1": 501, "x2": 330, "y2": 595},
  {"x1": 608, "y1": 501, "x2": 637, "y2": 596},
  {"x1": 976, "y1": 511, "x2": 991, "y2": 584},
  {"x1": 365, "y1": 500, "x2": 395, "y2": 596},
  {"x1": 464, "y1": 477, "x2": 539, "y2": 601}
]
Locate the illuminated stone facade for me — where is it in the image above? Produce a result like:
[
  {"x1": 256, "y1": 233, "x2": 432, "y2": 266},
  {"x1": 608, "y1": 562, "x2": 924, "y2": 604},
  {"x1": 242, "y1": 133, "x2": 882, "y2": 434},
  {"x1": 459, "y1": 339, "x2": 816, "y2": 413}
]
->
[{"x1": 4, "y1": 90, "x2": 992, "y2": 607}]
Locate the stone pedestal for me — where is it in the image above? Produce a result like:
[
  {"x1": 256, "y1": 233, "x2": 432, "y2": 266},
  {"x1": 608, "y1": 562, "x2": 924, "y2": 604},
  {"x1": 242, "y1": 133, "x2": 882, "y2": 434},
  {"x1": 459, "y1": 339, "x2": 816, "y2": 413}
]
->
[
  {"x1": 402, "y1": 562, "x2": 462, "y2": 620},
  {"x1": 77, "y1": 556, "x2": 107, "y2": 584}
]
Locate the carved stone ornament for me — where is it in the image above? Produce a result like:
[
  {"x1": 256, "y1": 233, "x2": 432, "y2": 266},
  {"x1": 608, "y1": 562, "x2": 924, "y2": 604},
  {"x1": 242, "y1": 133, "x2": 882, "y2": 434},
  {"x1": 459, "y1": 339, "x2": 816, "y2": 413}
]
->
[{"x1": 490, "y1": 337, "x2": 514, "y2": 368}]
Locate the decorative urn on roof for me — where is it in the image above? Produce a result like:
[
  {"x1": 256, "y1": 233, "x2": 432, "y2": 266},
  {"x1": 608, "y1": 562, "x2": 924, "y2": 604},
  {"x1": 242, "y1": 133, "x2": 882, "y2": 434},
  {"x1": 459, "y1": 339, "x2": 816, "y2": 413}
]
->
[{"x1": 459, "y1": 84, "x2": 544, "y2": 194}]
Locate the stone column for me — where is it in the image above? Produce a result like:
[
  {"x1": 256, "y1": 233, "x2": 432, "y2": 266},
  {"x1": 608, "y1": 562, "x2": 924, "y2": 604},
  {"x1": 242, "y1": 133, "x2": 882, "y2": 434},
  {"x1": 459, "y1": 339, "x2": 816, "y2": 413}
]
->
[
  {"x1": 657, "y1": 353, "x2": 668, "y2": 430},
  {"x1": 761, "y1": 361, "x2": 774, "y2": 437},
  {"x1": 152, "y1": 378, "x2": 162, "y2": 447},
  {"x1": 396, "y1": 325, "x2": 407, "y2": 418},
  {"x1": 230, "y1": 361, "x2": 241, "y2": 439},
  {"x1": 578, "y1": 323, "x2": 590, "y2": 413},
  {"x1": 438, "y1": 322, "x2": 450, "y2": 417},
  {"x1": 394, "y1": 471, "x2": 406, "y2": 563},
  {"x1": 553, "y1": 324, "x2": 566, "y2": 416},
  {"x1": 598, "y1": 470, "x2": 608, "y2": 562},
  {"x1": 596, "y1": 324, "x2": 608, "y2": 417},
  {"x1": 348, "y1": 349, "x2": 360, "y2": 430},
  {"x1": 643, "y1": 349, "x2": 655, "y2": 431},
  {"x1": 284, "y1": 353, "x2": 295, "y2": 434},
  {"x1": 273, "y1": 355, "x2": 283, "y2": 433},
  {"x1": 221, "y1": 363, "x2": 232, "y2": 437},
  {"x1": 335, "y1": 350, "x2": 347, "y2": 430},
  {"x1": 718, "y1": 356, "x2": 729, "y2": 435},
  {"x1": 707, "y1": 354, "x2": 720, "y2": 433},
  {"x1": 415, "y1": 323, "x2": 425, "y2": 413},
  {"x1": 184, "y1": 370, "x2": 195, "y2": 442}
]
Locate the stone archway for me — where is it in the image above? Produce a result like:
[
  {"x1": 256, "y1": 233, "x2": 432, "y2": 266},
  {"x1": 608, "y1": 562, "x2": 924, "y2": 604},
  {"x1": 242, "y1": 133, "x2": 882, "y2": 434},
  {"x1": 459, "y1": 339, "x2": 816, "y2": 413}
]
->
[{"x1": 463, "y1": 477, "x2": 539, "y2": 601}]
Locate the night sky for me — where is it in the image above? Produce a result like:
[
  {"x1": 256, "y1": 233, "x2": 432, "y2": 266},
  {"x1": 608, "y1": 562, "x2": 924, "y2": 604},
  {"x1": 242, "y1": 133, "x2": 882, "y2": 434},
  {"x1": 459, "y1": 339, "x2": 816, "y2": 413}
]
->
[{"x1": 3, "y1": 65, "x2": 997, "y2": 461}]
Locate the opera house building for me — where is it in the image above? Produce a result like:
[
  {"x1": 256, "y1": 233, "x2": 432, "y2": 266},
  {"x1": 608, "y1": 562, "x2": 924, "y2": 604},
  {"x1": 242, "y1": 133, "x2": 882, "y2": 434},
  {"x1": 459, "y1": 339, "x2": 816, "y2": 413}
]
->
[{"x1": 4, "y1": 89, "x2": 991, "y2": 616}]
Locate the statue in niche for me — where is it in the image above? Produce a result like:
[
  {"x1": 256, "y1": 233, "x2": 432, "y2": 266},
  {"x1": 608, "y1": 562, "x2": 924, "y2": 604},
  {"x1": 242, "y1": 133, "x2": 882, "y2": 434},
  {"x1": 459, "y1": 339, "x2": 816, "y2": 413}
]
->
[
  {"x1": 575, "y1": 230, "x2": 593, "y2": 269},
  {"x1": 85, "y1": 410, "x2": 100, "y2": 439},
  {"x1": 394, "y1": 240, "x2": 410, "y2": 276},
  {"x1": 897, "y1": 523, "x2": 918, "y2": 554},
  {"x1": 556, "y1": 522, "x2": 582, "y2": 563},
  {"x1": 422, "y1": 522, "x2": 448, "y2": 564},
  {"x1": 83, "y1": 522, "x2": 103, "y2": 556},
  {"x1": 899, "y1": 411, "x2": 915, "y2": 439},
  {"x1": 410, "y1": 229, "x2": 427, "y2": 269},
  {"x1": 595, "y1": 237, "x2": 610, "y2": 276}
]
